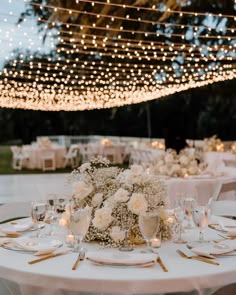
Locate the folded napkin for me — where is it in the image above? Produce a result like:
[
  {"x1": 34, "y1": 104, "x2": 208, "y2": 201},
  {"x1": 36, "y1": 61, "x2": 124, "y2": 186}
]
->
[
  {"x1": 192, "y1": 240, "x2": 236, "y2": 257},
  {"x1": 0, "y1": 237, "x2": 62, "y2": 255},
  {"x1": 87, "y1": 252, "x2": 156, "y2": 266},
  {"x1": 0, "y1": 221, "x2": 34, "y2": 234}
]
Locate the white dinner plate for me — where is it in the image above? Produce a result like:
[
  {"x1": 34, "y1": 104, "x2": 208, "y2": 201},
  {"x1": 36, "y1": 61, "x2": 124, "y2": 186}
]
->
[{"x1": 2, "y1": 237, "x2": 63, "y2": 254}]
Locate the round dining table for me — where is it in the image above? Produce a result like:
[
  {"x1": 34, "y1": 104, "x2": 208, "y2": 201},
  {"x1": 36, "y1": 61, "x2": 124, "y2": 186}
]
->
[
  {"x1": 0, "y1": 217, "x2": 236, "y2": 295},
  {"x1": 163, "y1": 174, "x2": 236, "y2": 208}
]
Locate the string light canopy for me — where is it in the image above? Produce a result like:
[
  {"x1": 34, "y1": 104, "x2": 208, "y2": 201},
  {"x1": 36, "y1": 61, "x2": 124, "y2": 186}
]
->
[{"x1": 0, "y1": 0, "x2": 235, "y2": 111}]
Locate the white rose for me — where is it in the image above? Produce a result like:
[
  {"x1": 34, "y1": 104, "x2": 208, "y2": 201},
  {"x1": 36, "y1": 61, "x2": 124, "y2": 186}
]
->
[
  {"x1": 128, "y1": 193, "x2": 148, "y2": 215},
  {"x1": 113, "y1": 188, "x2": 129, "y2": 203},
  {"x1": 73, "y1": 181, "x2": 93, "y2": 201},
  {"x1": 179, "y1": 155, "x2": 189, "y2": 166},
  {"x1": 130, "y1": 165, "x2": 144, "y2": 175},
  {"x1": 110, "y1": 226, "x2": 125, "y2": 242},
  {"x1": 188, "y1": 166, "x2": 199, "y2": 175},
  {"x1": 124, "y1": 169, "x2": 144, "y2": 185},
  {"x1": 159, "y1": 165, "x2": 168, "y2": 175},
  {"x1": 92, "y1": 193, "x2": 103, "y2": 207},
  {"x1": 165, "y1": 154, "x2": 174, "y2": 163},
  {"x1": 169, "y1": 164, "x2": 181, "y2": 177},
  {"x1": 92, "y1": 207, "x2": 114, "y2": 230},
  {"x1": 103, "y1": 195, "x2": 117, "y2": 209},
  {"x1": 79, "y1": 163, "x2": 91, "y2": 173}
]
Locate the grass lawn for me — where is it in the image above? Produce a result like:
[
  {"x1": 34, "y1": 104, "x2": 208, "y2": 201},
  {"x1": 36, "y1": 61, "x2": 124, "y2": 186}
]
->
[{"x1": 0, "y1": 146, "x2": 72, "y2": 175}]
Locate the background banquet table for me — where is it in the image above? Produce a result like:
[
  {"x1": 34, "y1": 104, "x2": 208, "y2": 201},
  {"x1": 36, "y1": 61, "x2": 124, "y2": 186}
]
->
[
  {"x1": 22, "y1": 145, "x2": 66, "y2": 169},
  {"x1": 0, "y1": 217, "x2": 236, "y2": 295},
  {"x1": 203, "y1": 152, "x2": 236, "y2": 171},
  {"x1": 163, "y1": 174, "x2": 236, "y2": 207}
]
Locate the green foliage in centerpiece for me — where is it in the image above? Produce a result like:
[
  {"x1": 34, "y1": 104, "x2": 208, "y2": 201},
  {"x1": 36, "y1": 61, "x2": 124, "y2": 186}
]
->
[{"x1": 68, "y1": 157, "x2": 172, "y2": 247}]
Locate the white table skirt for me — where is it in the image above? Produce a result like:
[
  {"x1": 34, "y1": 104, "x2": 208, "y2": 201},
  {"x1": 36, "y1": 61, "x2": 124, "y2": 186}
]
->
[{"x1": 0, "y1": 218, "x2": 236, "y2": 295}]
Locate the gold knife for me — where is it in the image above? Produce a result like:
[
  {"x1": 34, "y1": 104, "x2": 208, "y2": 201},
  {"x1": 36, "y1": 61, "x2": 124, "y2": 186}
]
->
[
  {"x1": 156, "y1": 256, "x2": 168, "y2": 272},
  {"x1": 28, "y1": 250, "x2": 70, "y2": 264}
]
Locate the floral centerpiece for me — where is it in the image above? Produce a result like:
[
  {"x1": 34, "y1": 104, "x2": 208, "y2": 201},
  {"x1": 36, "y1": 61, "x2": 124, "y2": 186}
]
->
[
  {"x1": 150, "y1": 148, "x2": 204, "y2": 178},
  {"x1": 203, "y1": 135, "x2": 224, "y2": 152},
  {"x1": 100, "y1": 138, "x2": 113, "y2": 146},
  {"x1": 231, "y1": 142, "x2": 236, "y2": 154},
  {"x1": 68, "y1": 157, "x2": 171, "y2": 247},
  {"x1": 150, "y1": 140, "x2": 165, "y2": 150}
]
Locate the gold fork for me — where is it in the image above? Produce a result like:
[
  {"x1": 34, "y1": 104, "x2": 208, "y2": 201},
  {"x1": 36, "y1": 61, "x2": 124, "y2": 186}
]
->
[
  {"x1": 72, "y1": 250, "x2": 85, "y2": 270},
  {"x1": 176, "y1": 250, "x2": 220, "y2": 265}
]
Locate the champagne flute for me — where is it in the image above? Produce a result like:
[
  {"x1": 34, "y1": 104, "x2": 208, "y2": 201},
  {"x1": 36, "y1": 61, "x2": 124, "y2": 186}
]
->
[
  {"x1": 70, "y1": 207, "x2": 91, "y2": 252},
  {"x1": 192, "y1": 205, "x2": 210, "y2": 246},
  {"x1": 119, "y1": 206, "x2": 134, "y2": 252},
  {"x1": 31, "y1": 201, "x2": 48, "y2": 237},
  {"x1": 139, "y1": 211, "x2": 160, "y2": 252}
]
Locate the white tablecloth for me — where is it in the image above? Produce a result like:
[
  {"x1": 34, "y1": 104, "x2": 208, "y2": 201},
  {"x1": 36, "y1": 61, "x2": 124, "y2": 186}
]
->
[
  {"x1": 163, "y1": 174, "x2": 236, "y2": 207},
  {"x1": 0, "y1": 217, "x2": 236, "y2": 295},
  {"x1": 203, "y1": 152, "x2": 236, "y2": 171},
  {"x1": 23, "y1": 145, "x2": 66, "y2": 169}
]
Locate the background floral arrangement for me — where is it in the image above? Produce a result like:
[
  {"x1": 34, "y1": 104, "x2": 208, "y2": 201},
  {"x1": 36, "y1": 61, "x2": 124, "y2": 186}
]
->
[
  {"x1": 203, "y1": 135, "x2": 224, "y2": 152},
  {"x1": 150, "y1": 148, "x2": 204, "y2": 178},
  {"x1": 231, "y1": 142, "x2": 236, "y2": 154},
  {"x1": 69, "y1": 157, "x2": 171, "y2": 247}
]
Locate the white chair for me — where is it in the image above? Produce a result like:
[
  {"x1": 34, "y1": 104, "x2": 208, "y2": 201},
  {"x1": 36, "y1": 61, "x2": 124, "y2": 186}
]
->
[
  {"x1": 40, "y1": 150, "x2": 56, "y2": 171},
  {"x1": 10, "y1": 146, "x2": 29, "y2": 170},
  {"x1": 209, "y1": 180, "x2": 236, "y2": 217},
  {"x1": 0, "y1": 202, "x2": 30, "y2": 223},
  {"x1": 64, "y1": 144, "x2": 80, "y2": 168}
]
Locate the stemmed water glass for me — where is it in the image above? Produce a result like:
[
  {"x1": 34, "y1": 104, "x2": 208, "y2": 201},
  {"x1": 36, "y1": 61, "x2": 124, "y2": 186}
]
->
[
  {"x1": 119, "y1": 208, "x2": 134, "y2": 252},
  {"x1": 183, "y1": 197, "x2": 196, "y2": 229},
  {"x1": 31, "y1": 201, "x2": 48, "y2": 237},
  {"x1": 138, "y1": 211, "x2": 160, "y2": 252},
  {"x1": 191, "y1": 204, "x2": 210, "y2": 247},
  {"x1": 173, "y1": 202, "x2": 186, "y2": 244},
  {"x1": 70, "y1": 207, "x2": 92, "y2": 253}
]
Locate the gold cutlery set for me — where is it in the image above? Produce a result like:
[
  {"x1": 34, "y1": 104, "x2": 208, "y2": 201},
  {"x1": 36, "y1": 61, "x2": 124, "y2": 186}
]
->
[
  {"x1": 176, "y1": 249, "x2": 220, "y2": 266},
  {"x1": 27, "y1": 249, "x2": 221, "y2": 270}
]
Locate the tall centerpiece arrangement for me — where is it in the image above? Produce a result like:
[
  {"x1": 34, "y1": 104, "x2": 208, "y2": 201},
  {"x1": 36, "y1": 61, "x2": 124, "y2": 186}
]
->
[
  {"x1": 68, "y1": 157, "x2": 171, "y2": 247},
  {"x1": 203, "y1": 135, "x2": 224, "y2": 152},
  {"x1": 150, "y1": 149, "x2": 204, "y2": 178}
]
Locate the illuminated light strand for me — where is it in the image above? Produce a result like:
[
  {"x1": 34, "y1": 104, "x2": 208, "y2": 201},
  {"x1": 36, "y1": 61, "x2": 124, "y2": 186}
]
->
[
  {"x1": 36, "y1": 18, "x2": 236, "y2": 41},
  {"x1": 0, "y1": 69, "x2": 235, "y2": 111},
  {"x1": 31, "y1": 0, "x2": 236, "y2": 20},
  {"x1": 17, "y1": 4, "x2": 235, "y2": 32}
]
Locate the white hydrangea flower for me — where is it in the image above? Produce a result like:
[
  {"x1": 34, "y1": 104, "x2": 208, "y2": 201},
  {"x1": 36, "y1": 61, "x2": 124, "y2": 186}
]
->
[
  {"x1": 130, "y1": 164, "x2": 144, "y2": 175},
  {"x1": 73, "y1": 181, "x2": 93, "y2": 201},
  {"x1": 188, "y1": 166, "x2": 199, "y2": 175},
  {"x1": 92, "y1": 207, "x2": 114, "y2": 230},
  {"x1": 179, "y1": 155, "x2": 189, "y2": 166},
  {"x1": 113, "y1": 188, "x2": 129, "y2": 203},
  {"x1": 92, "y1": 193, "x2": 103, "y2": 207},
  {"x1": 128, "y1": 193, "x2": 148, "y2": 215},
  {"x1": 79, "y1": 163, "x2": 91, "y2": 173},
  {"x1": 165, "y1": 153, "x2": 174, "y2": 163},
  {"x1": 110, "y1": 226, "x2": 125, "y2": 242}
]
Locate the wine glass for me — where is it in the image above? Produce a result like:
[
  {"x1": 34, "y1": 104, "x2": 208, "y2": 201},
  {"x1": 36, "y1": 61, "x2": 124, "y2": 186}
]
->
[
  {"x1": 138, "y1": 211, "x2": 160, "y2": 252},
  {"x1": 31, "y1": 201, "x2": 48, "y2": 237},
  {"x1": 70, "y1": 207, "x2": 91, "y2": 253},
  {"x1": 45, "y1": 199, "x2": 60, "y2": 236},
  {"x1": 192, "y1": 205, "x2": 210, "y2": 246},
  {"x1": 173, "y1": 204, "x2": 186, "y2": 244}
]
